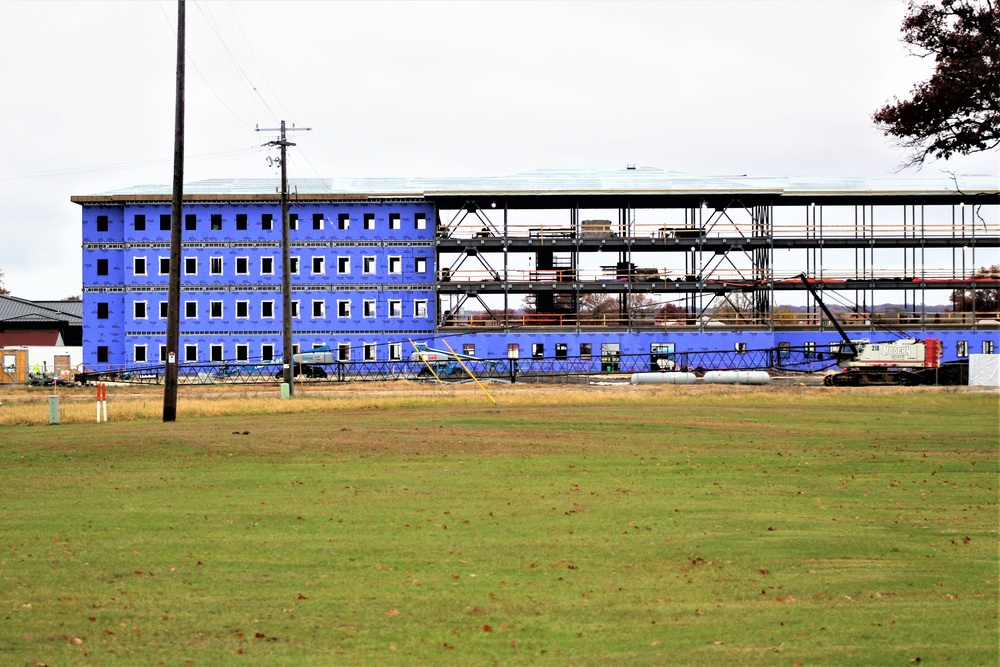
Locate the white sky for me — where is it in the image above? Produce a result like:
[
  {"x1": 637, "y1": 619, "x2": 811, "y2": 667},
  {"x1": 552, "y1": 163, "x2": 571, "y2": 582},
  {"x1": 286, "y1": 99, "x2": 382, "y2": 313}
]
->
[{"x1": 0, "y1": 0, "x2": 997, "y2": 300}]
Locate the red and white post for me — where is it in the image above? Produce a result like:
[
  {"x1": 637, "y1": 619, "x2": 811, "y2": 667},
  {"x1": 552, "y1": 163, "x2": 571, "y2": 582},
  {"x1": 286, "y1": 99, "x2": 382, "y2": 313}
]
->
[{"x1": 96, "y1": 382, "x2": 108, "y2": 423}]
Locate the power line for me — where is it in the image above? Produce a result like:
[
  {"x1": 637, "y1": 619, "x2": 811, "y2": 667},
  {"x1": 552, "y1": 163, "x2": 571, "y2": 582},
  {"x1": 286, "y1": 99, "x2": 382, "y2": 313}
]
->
[
  {"x1": 0, "y1": 148, "x2": 258, "y2": 182},
  {"x1": 155, "y1": 1, "x2": 255, "y2": 129},
  {"x1": 226, "y1": 0, "x2": 297, "y2": 124},
  {"x1": 192, "y1": 0, "x2": 279, "y2": 123}
]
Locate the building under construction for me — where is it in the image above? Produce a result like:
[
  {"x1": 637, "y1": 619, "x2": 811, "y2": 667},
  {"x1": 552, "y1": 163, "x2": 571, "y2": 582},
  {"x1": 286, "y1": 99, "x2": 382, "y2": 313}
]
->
[{"x1": 72, "y1": 166, "x2": 999, "y2": 376}]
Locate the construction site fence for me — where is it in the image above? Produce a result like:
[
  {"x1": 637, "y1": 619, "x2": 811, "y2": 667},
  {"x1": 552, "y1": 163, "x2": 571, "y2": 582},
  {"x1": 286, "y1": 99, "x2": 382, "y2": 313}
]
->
[{"x1": 76, "y1": 346, "x2": 843, "y2": 387}]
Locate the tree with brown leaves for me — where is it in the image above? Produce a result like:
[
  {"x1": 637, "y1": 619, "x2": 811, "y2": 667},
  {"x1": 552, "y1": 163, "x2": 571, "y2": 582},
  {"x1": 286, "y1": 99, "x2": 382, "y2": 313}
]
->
[{"x1": 874, "y1": 0, "x2": 999, "y2": 167}]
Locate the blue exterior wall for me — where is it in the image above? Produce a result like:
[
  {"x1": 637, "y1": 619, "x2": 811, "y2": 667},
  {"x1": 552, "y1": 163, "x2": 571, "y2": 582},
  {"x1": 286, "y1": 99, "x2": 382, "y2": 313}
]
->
[{"x1": 82, "y1": 200, "x2": 437, "y2": 368}]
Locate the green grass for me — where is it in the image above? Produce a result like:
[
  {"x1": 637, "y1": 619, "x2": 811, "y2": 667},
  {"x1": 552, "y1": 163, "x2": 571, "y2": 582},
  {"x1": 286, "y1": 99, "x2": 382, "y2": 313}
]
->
[{"x1": 0, "y1": 387, "x2": 997, "y2": 665}]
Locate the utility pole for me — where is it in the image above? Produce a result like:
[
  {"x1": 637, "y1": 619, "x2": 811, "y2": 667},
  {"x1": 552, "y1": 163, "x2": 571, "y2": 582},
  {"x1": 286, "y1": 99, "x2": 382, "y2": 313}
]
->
[
  {"x1": 256, "y1": 121, "x2": 310, "y2": 395},
  {"x1": 163, "y1": 0, "x2": 185, "y2": 422}
]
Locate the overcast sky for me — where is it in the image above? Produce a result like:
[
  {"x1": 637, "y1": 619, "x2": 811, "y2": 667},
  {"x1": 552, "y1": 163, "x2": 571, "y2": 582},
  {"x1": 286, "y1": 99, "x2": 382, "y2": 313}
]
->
[{"x1": 0, "y1": 0, "x2": 997, "y2": 300}]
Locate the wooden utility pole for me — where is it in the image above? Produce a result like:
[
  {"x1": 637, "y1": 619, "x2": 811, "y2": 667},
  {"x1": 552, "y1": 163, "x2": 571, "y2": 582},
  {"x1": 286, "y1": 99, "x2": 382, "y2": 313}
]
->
[
  {"x1": 163, "y1": 0, "x2": 185, "y2": 422},
  {"x1": 256, "y1": 121, "x2": 310, "y2": 395}
]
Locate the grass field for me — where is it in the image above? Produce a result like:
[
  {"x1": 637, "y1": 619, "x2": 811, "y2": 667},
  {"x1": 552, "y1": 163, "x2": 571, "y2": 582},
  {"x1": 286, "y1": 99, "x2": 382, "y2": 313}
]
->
[{"x1": 0, "y1": 384, "x2": 997, "y2": 665}]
